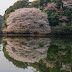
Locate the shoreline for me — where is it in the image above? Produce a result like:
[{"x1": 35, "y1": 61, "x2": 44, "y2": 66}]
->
[{"x1": 0, "y1": 34, "x2": 72, "y2": 37}]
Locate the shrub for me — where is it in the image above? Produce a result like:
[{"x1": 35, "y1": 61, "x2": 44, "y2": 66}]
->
[
  {"x1": 48, "y1": 12, "x2": 59, "y2": 26},
  {"x1": 51, "y1": 26, "x2": 72, "y2": 34}
]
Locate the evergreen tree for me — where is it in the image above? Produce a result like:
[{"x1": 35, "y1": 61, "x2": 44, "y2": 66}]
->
[{"x1": 57, "y1": 0, "x2": 63, "y2": 9}]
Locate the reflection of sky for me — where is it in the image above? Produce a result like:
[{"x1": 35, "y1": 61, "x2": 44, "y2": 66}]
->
[
  {"x1": 0, "y1": 0, "x2": 35, "y2": 15},
  {"x1": 29, "y1": 0, "x2": 35, "y2": 2},
  {"x1": 0, "y1": 43, "x2": 37, "y2": 72}
]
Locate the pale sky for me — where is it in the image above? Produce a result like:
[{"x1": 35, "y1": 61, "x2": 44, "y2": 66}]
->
[{"x1": 0, "y1": 0, "x2": 34, "y2": 16}]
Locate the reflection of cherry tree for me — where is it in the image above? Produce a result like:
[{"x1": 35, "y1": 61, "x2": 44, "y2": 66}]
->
[
  {"x1": 3, "y1": 37, "x2": 50, "y2": 63},
  {"x1": 3, "y1": 37, "x2": 72, "y2": 72}
]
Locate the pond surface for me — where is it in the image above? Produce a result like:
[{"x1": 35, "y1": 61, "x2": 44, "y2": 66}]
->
[{"x1": 0, "y1": 37, "x2": 72, "y2": 72}]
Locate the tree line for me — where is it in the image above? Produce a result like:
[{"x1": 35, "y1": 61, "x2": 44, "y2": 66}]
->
[{"x1": 3, "y1": 0, "x2": 72, "y2": 34}]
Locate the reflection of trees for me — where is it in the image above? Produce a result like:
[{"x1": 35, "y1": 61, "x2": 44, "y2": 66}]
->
[
  {"x1": 3, "y1": 37, "x2": 72, "y2": 72},
  {"x1": 0, "y1": 38, "x2": 2, "y2": 43},
  {"x1": 0, "y1": 38, "x2": 2, "y2": 51},
  {"x1": 0, "y1": 15, "x2": 3, "y2": 33},
  {"x1": 31, "y1": 38, "x2": 72, "y2": 72},
  {"x1": 3, "y1": 37, "x2": 50, "y2": 63},
  {"x1": 3, "y1": 41, "x2": 28, "y2": 69},
  {"x1": 3, "y1": 37, "x2": 50, "y2": 69}
]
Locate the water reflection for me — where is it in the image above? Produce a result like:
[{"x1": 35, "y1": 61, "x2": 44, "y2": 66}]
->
[
  {"x1": 3, "y1": 37, "x2": 50, "y2": 63},
  {"x1": 3, "y1": 37, "x2": 72, "y2": 72}
]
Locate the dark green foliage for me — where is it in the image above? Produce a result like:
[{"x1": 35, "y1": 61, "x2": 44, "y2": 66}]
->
[
  {"x1": 40, "y1": 0, "x2": 46, "y2": 6},
  {"x1": 47, "y1": 45, "x2": 58, "y2": 60},
  {"x1": 40, "y1": 0, "x2": 72, "y2": 34},
  {"x1": 56, "y1": 0, "x2": 63, "y2": 9},
  {"x1": 3, "y1": 0, "x2": 72, "y2": 34},
  {"x1": 0, "y1": 15, "x2": 3, "y2": 33},
  {"x1": 64, "y1": 10, "x2": 72, "y2": 26},
  {"x1": 29, "y1": 0, "x2": 40, "y2": 8},
  {"x1": 48, "y1": 12, "x2": 59, "y2": 26},
  {"x1": 51, "y1": 26, "x2": 72, "y2": 34},
  {"x1": 31, "y1": 38, "x2": 72, "y2": 72}
]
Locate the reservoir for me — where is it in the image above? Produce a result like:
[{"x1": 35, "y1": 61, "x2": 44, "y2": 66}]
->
[{"x1": 0, "y1": 37, "x2": 71, "y2": 72}]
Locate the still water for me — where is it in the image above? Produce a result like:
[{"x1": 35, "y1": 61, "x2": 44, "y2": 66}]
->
[{"x1": 0, "y1": 37, "x2": 71, "y2": 72}]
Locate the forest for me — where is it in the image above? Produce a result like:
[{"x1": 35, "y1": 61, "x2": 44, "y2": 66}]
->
[{"x1": 1, "y1": 0, "x2": 72, "y2": 34}]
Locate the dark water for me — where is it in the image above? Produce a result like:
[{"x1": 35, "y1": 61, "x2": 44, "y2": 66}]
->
[{"x1": 0, "y1": 37, "x2": 72, "y2": 72}]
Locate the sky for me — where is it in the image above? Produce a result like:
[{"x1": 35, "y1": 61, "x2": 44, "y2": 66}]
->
[{"x1": 0, "y1": 0, "x2": 34, "y2": 16}]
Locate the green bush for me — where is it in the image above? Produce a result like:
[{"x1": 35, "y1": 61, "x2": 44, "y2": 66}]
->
[
  {"x1": 3, "y1": 0, "x2": 72, "y2": 34},
  {"x1": 51, "y1": 26, "x2": 72, "y2": 34},
  {"x1": 29, "y1": 0, "x2": 40, "y2": 8},
  {"x1": 48, "y1": 12, "x2": 59, "y2": 26}
]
